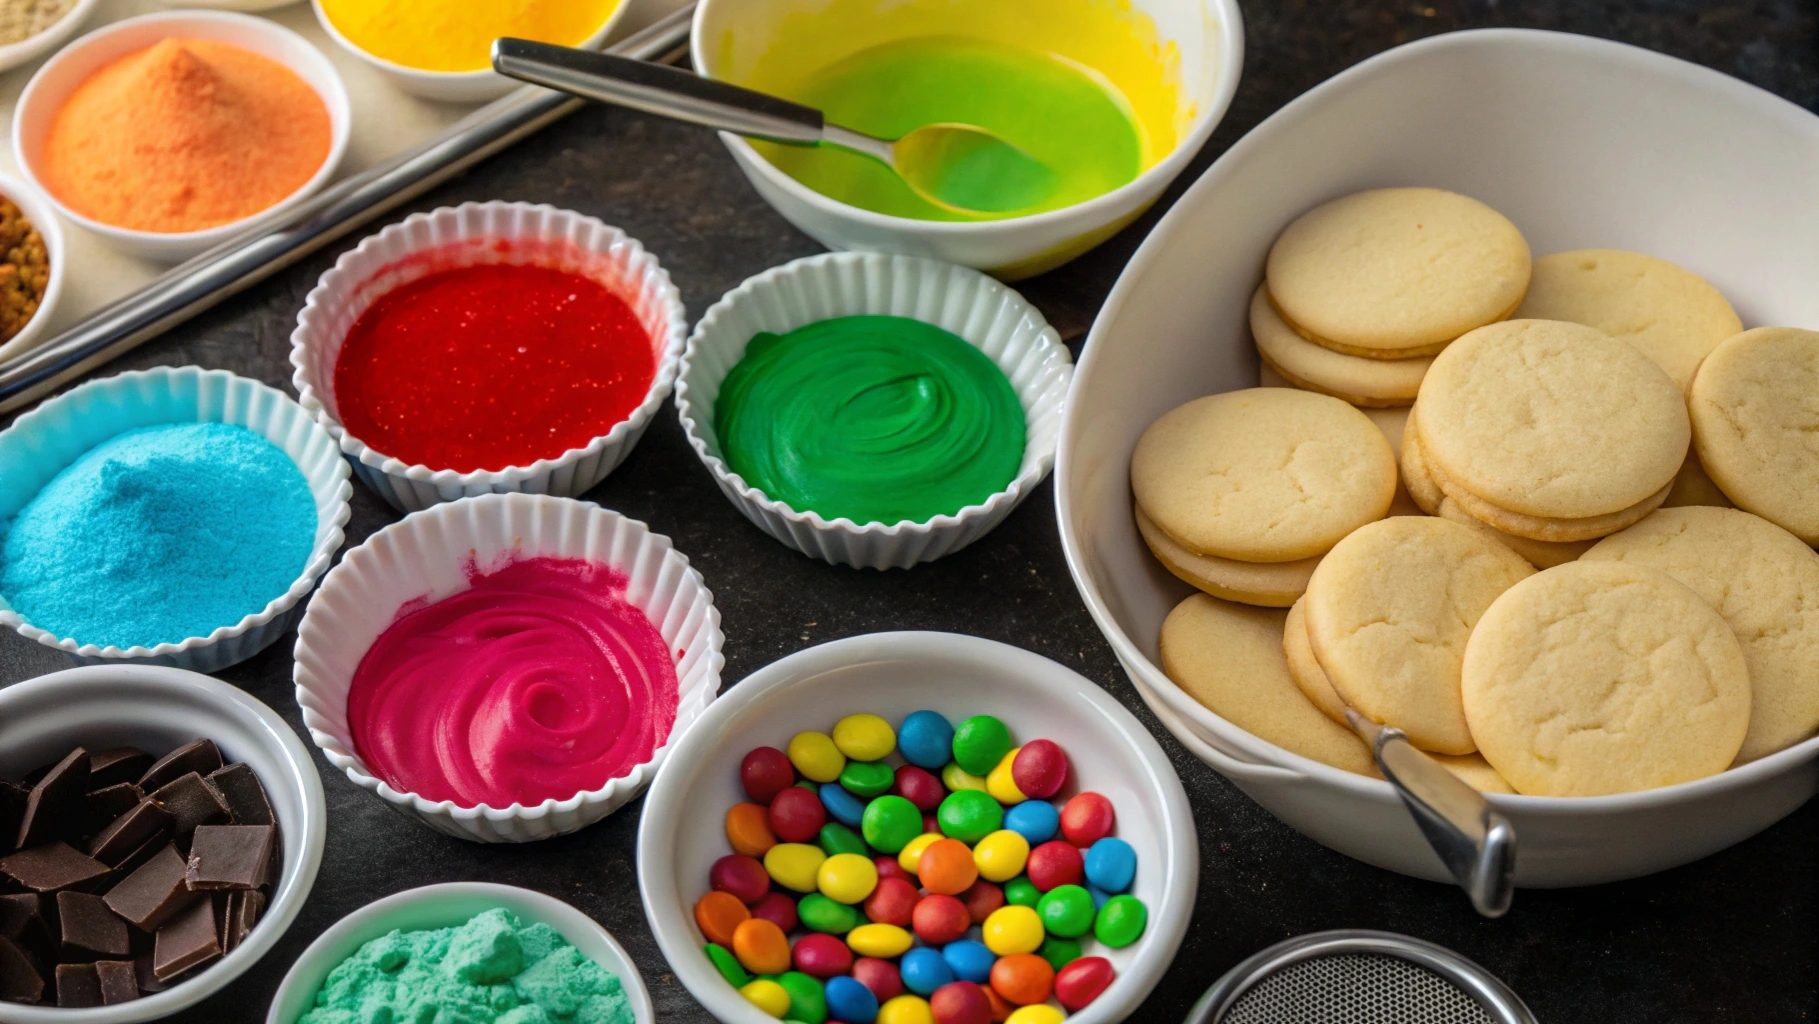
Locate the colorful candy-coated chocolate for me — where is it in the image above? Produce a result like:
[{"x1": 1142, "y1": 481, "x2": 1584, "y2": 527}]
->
[
  {"x1": 1009, "y1": 740, "x2": 1068, "y2": 800},
  {"x1": 1037, "y1": 936, "x2": 1081, "y2": 972},
  {"x1": 765, "y1": 842, "x2": 828, "y2": 892},
  {"x1": 819, "y1": 821, "x2": 868, "y2": 857},
  {"x1": 711, "y1": 854, "x2": 771, "y2": 904},
  {"x1": 900, "y1": 946, "x2": 956, "y2": 996},
  {"x1": 1003, "y1": 1004, "x2": 1064, "y2": 1024},
  {"x1": 980, "y1": 905, "x2": 1043, "y2": 956},
  {"x1": 800, "y1": 892, "x2": 862, "y2": 934},
  {"x1": 822, "y1": 782, "x2": 869, "y2": 828},
  {"x1": 937, "y1": 789, "x2": 1003, "y2": 844},
  {"x1": 863, "y1": 795, "x2": 925, "y2": 853},
  {"x1": 917, "y1": 838, "x2": 979, "y2": 895},
  {"x1": 790, "y1": 731, "x2": 848, "y2": 783},
  {"x1": 834, "y1": 713, "x2": 897, "y2": 761},
  {"x1": 770, "y1": 785, "x2": 828, "y2": 843},
  {"x1": 848, "y1": 922, "x2": 915, "y2": 958},
  {"x1": 951, "y1": 715, "x2": 1012, "y2": 776},
  {"x1": 828, "y1": 974, "x2": 883, "y2": 1024},
  {"x1": 1083, "y1": 837, "x2": 1136, "y2": 893},
  {"x1": 1025, "y1": 841, "x2": 1084, "y2": 892},
  {"x1": 972, "y1": 830, "x2": 1030, "y2": 883},
  {"x1": 695, "y1": 890, "x2": 752, "y2": 946},
  {"x1": 707, "y1": 941, "x2": 753, "y2": 987},
  {"x1": 879, "y1": 994, "x2": 935, "y2": 1024},
  {"x1": 982, "y1": 985, "x2": 1015, "y2": 1024},
  {"x1": 1001, "y1": 801, "x2": 1059, "y2": 846},
  {"x1": 929, "y1": 981, "x2": 993, "y2": 1024},
  {"x1": 743, "y1": 746, "x2": 796, "y2": 803},
  {"x1": 876, "y1": 854, "x2": 914, "y2": 884},
  {"x1": 842, "y1": 760, "x2": 897, "y2": 799},
  {"x1": 727, "y1": 802, "x2": 779, "y2": 857},
  {"x1": 749, "y1": 890, "x2": 799, "y2": 933},
  {"x1": 941, "y1": 762, "x2": 989, "y2": 793},
  {"x1": 924, "y1": 813, "x2": 943, "y2": 835},
  {"x1": 893, "y1": 765, "x2": 947, "y2": 811},
  {"x1": 1002, "y1": 876, "x2": 1040, "y2": 908},
  {"x1": 1054, "y1": 956, "x2": 1114, "y2": 1010},
  {"x1": 984, "y1": 750, "x2": 1027, "y2": 805},
  {"x1": 1059, "y1": 792, "x2": 1114, "y2": 847},
  {"x1": 733, "y1": 917, "x2": 793, "y2": 974},
  {"x1": 898, "y1": 711, "x2": 956, "y2": 770},
  {"x1": 1034, "y1": 885, "x2": 1095, "y2": 938},
  {"x1": 864, "y1": 875, "x2": 920, "y2": 927},
  {"x1": 1093, "y1": 894, "x2": 1147, "y2": 948},
  {"x1": 959, "y1": 880, "x2": 1005, "y2": 923},
  {"x1": 780, "y1": 970, "x2": 831, "y2": 1024},
  {"x1": 794, "y1": 933, "x2": 857, "y2": 978},
  {"x1": 742, "y1": 977, "x2": 792, "y2": 1018},
  {"x1": 940, "y1": 939, "x2": 996, "y2": 984},
  {"x1": 911, "y1": 893, "x2": 970, "y2": 945},
  {"x1": 988, "y1": 953, "x2": 1053, "y2": 1006},
  {"x1": 1085, "y1": 884, "x2": 1110, "y2": 910},
  {"x1": 853, "y1": 956, "x2": 905, "y2": 1002},
  {"x1": 898, "y1": 832, "x2": 942, "y2": 874},
  {"x1": 820, "y1": 852, "x2": 880, "y2": 904}
]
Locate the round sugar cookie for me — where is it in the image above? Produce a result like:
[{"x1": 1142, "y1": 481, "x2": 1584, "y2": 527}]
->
[
  {"x1": 1304, "y1": 516, "x2": 1534, "y2": 754},
  {"x1": 1585, "y1": 507, "x2": 1819, "y2": 763},
  {"x1": 1424, "y1": 440, "x2": 1672, "y2": 543},
  {"x1": 1688, "y1": 327, "x2": 1819, "y2": 545},
  {"x1": 1663, "y1": 452, "x2": 1734, "y2": 510},
  {"x1": 1135, "y1": 506, "x2": 1318, "y2": 607},
  {"x1": 1130, "y1": 389, "x2": 1397, "y2": 562},
  {"x1": 1283, "y1": 598, "x2": 1347, "y2": 724},
  {"x1": 1159, "y1": 594, "x2": 1378, "y2": 777},
  {"x1": 1250, "y1": 285, "x2": 1430, "y2": 406},
  {"x1": 1396, "y1": 408, "x2": 1443, "y2": 515},
  {"x1": 1513, "y1": 250, "x2": 1742, "y2": 389},
  {"x1": 1437, "y1": 498, "x2": 1594, "y2": 569},
  {"x1": 1265, "y1": 187, "x2": 1531, "y2": 357},
  {"x1": 1416, "y1": 319, "x2": 1689, "y2": 519},
  {"x1": 1431, "y1": 753, "x2": 1516, "y2": 795},
  {"x1": 1461, "y1": 561, "x2": 1751, "y2": 796}
]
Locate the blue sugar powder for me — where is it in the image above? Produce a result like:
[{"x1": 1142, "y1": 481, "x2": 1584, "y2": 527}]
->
[{"x1": 0, "y1": 422, "x2": 317, "y2": 649}]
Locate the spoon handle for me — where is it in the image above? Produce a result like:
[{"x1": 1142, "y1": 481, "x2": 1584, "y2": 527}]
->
[{"x1": 493, "y1": 37, "x2": 826, "y2": 145}]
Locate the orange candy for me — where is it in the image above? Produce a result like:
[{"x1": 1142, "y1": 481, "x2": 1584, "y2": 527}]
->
[
  {"x1": 731, "y1": 917, "x2": 792, "y2": 975},
  {"x1": 983, "y1": 984, "x2": 1015, "y2": 1022},
  {"x1": 726, "y1": 802, "x2": 778, "y2": 857},
  {"x1": 991, "y1": 954, "x2": 1056, "y2": 1006},
  {"x1": 917, "y1": 838, "x2": 980, "y2": 896},
  {"x1": 694, "y1": 890, "x2": 751, "y2": 946}
]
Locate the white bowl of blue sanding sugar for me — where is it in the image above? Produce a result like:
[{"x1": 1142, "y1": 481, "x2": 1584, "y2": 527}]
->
[{"x1": 0, "y1": 366, "x2": 351, "y2": 672}]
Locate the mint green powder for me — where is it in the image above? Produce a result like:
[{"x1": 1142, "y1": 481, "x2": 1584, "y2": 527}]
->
[{"x1": 298, "y1": 908, "x2": 633, "y2": 1024}]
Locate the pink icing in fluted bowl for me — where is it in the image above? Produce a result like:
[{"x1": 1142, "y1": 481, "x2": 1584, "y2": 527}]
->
[{"x1": 346, "y1": 555, "x2": 679, "y2": 808}]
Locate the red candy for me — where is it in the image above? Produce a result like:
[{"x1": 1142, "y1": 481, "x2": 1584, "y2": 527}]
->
[
  {"x1": 710, "y1": 854, "x2": 770, "y2": 904},
  {"x1": 1055, "y1": 956, "x2": 1115, "y2": 1011},
  {"x1": 742, "y1": 746, "x2": 796, "y2": 803},
  {"x1": 1026, "y1": 841, "x2": 1084, "y2": 892},
  {"x1": 982, "y1": 986, "x2": 1014, "y2": 1023},
  {"x1": 930, "y1": 981, "x2": 992, "y2": 1024},
  {"x1": 990, "y1": 954, "x2": 1054, "y2": 1006},
  {"x1": 865, "y1": 876, "x2": 919, "y2": 927},
  {"x1": 1010, "y1": 740, "x2": 1068, "y2": 799},
  {"x1": 750, "y1": 890, "x2": 799, "y2": 932},
  {"x1": 793, "y1": 933, "x2": 855, "y2": 978},
  {"x1": 853, "y1": 957, "x2": 904, "y2": 1001},
  {"x1": 875, "y1": 855, "x2": 914, "y2": 884},
  {"x1": 1060, "y1": 792, "x2": 1115, "y2": 847},
  {"x1": 923, "y1": 813, "x2": 941, "y2": 835},
  {"x1": 959, "y1": 881, "x2": 1005, "y2": 924},
  {"x1": 893, "y1": 765, "x2": 946, "y2": 811},
  {"x1": 768, "y1": 785, "x2": 827, "y2": 843},
  {"x1": 911, "y1": 894, "x2": 970, "y2": 945}
]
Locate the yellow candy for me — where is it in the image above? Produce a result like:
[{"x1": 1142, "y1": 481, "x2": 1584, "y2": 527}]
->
[
  {"x1": 985, "y1": 748, "x2": 1027, "y2": 805},
  {"x1": 741, "y1": 979, "x2": 791, "y2": 1018},
  {"x1": 818, "y1": 852, "x2": 879, "y2": 904},
  {"x1": 982, "y1": 905, "x2": 1044, "y2": 956},
  {"x1": 941, "y1": 762, "x2": 988, "y2": 793},
  {"x1": 972, "y1": 829, "x2": 1031, "y2": 882},
  {"x1": 1005, "y1": 1006, "x2": 1066, "y2": 1024},
  {"x1": 788, "y1": 731, "x2": 846, "y2": 783},
  {"x1": 897, "y1": 832, "x2": 943, "y2": 875},
  {"x1": 878, "y1": 994, "x2": 935, "y2": 1024},
  {"x1": 832, "y1": 714, "x2": 896, "y2": 761},
  {"x1": 763, "y1": 842, "x2": 827, "y2": 893},
  {"x1": 848, "y1": 922, "x2": 914, "y2": 958}
]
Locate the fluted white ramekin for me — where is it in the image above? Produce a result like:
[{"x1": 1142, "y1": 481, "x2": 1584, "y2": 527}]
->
[
  {"x1": 293, "y1": 492, "x2": 723, "y2": 843},
  {"x1": 676, "y1": 252, "x2": 1073, "y2": 569},
  {"x1": 291, "y1": 202, "x2": 687, "y2": 512},
  {"x1": 0, "y1": 366, "x2": 351, "y2": 672}
]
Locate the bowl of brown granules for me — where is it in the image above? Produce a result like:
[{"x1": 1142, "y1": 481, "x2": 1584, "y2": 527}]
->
[
  {"x1": 0, "y1": 173, "x2": 64, "y2": 361},
  {"x1": 0, "y1": 0, "x2": 97, "y2": 73}
]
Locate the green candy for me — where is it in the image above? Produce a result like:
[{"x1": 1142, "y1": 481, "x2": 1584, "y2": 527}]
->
[
  {"x1": 795, "y1": 780, "x2": 818, "y2": 791},
  {"x1": 950, "y1": 715, "x2": 1012, "y2": 775},
  {"x1": 817, "y1": 822, "x2": 867, "y2": 857},
  {"x1": 1094, "y1": 894, "x2": 1148, "y2": 948},
  {"x1": 1036, "y1": 885, "x2": 1096, "y2": 938},
  {"x1": 862, "y1": 795, "x2": 923, "y2": 853},
  {"x1": 840, "y1": 761, "x2": 895, "y2": 799},
  {"x1": 798, "y1": 893, "x2": 860, "y2": 934},
  {"x1": 1039, "y1": 936, "x2": 1082, "y2": 971},
  {"x1": 706, "y1": 943, "x2": 751, "y2": 987},
  {"x1": 1004, "y1": 876, "x2": 1041, "y2": 908},
  {"x1": 778, "y1": 971, "x2": 828, "y2": 1024},
  {"x1": 936, "y1": 789, "x2": 1003, "y2": 844}
]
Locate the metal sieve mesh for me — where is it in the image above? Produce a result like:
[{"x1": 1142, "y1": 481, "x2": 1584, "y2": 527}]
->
[{"x1": 1221, "y1": 953, "x2": 1498, "y2": 1024}]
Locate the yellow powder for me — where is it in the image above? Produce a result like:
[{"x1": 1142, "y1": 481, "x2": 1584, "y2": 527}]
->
[{"x1": 321, "y1": 0, "x2": 622, "y2": 73}]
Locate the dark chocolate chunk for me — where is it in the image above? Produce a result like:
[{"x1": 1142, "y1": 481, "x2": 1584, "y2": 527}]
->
[
  {"x1": 137, "y1": 741, "x2": 221, "y2": 795},
  {"x1": 221, "y1": 890, "x2": 263, "y2": 954},
  {"x1": 102, "y1": 845, "x2": 200, "y2": 933},
  {"x1": 133, "y1": 955, "x2": 167, "y2": 994},
  {"x1": 0, "y1": 894, "x2": 41, "y2": 943},
  {"x1": 87, "y1": 800, "x2": 174, "y2": 866},
  {"x1": 56, "y1": 891, "x2": 128, "y2": 958},
  {"x1": 203, "y1": 764, "x2": 274, "y2": 827},
  {"x1": 87, "y1": 749, "x2": 152, "y2": 792},
  {"x1": 55, "y1": 962, "x2": 100, "y2": 1007},
  {"x1": 108, "y1": 827, "x2": 173, "y2": 884},
  {"x1": 0, "y1": 843, "x2": 109, "y2": 893},
  {"x1": 95, "y1": 960, "x2": 138, "y2": 1004},
  {"x1": 147, "y1": 774, "x2": 228, "y2": 850},
  {"x1": 152, "y1": 898, "x2": 219, "y2": 981},
  {"x1": 85, "y1": 783, "x2": 143, "y2": 830},
  {"x1": 184, "y1": 825, "x2": 273, "y2": 891},
  {"x1": 16, "y1": 748, "x2": 88, "y2": 850},
  {"x1": 0, "y1": 783, "x2": 24, "y2": 854},
  {"x1": 0, "y1": 933, "x2": 41, "y2": 1004},
  {"x1": 19, "y1": 762, "x2": 54, "y2": 788}
]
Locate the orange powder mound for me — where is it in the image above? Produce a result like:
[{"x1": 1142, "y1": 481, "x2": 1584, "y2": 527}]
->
[{"x1": 41, "y1": 38, "x2": 332, "y2": 234}]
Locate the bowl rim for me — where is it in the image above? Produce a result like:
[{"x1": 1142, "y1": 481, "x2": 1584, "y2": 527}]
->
[
  {"x1": 263, "y1": 882, "x2": 655, "y2": 1024},
  {"x1": 0, "y1": 171, "x2": 68, "y2": 363},
  {"x1": 687, "y1": 0, "x2": 1246, "y2": 236},
  {"x1": 0, "y1": 663, "x2": 327, "y2": 1024},
  {"x1": 636, "y1": 630, "x2": 1199, "y2": 1024},
  {"x1": 10, "y1": 8, "x2": 353, "y2": 249},
  {"x1": 288, "y1": 200, "x2": 689, "y2": 491},
  {"x1": 1055, "y1": 26, "x2": 1819, "y2": 813},
  {"x1": 0, "y1": 0, "x2": 100, "y2": 73},
  {"x1": 0, "y1": 365, "x2": 353, "y2": 662},
  {"x1": 674, "y1": 250, "x2": 1073, "y2": 536},
  {"x1": 308, "y1": 0, "x2": 625, "y2": 84}
]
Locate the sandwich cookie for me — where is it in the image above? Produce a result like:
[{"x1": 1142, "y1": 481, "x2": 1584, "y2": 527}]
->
[
  {"x1": 1249, "y1": 285, "x2": 1430, "y2": 406},
  {"x1": 1135, "y1": 507, "x2": 1319, "y2": 607},
  {"x1": 1688, "y1": 327, "x2": 1819, "y2": 545}
]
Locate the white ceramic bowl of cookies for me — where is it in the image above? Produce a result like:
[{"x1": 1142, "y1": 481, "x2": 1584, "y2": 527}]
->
[{"x1": 1056, "y1": 28, "x2": 1819, "y2": 887}]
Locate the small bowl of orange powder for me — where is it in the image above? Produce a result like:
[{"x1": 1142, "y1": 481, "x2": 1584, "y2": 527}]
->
[{"x1": 12, "y1": 10, "x2": 351, "y2": 262}]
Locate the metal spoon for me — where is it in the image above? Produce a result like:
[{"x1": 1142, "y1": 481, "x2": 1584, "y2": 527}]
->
[{"x1": 492, "y1": 37, "x2": 1057, "y2": 216}]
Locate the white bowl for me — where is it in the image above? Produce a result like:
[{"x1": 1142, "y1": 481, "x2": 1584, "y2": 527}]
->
[
  {"x1": 1056, "y1": 28, "x2": 1819, "y2": 888},
  {"x1": 310, "y1": 0, "x2": 627, "y2": 103},
  {"x1": 676, "y1": 252, "x2": 1073, "y2": 569},
  {"x1": 0, "y1": 0, "x2": 98, "y2": 74},
  {"x1": 265, "y1": 883, "x2": 654, "y2": 1024},
  {"x1": 294, "y1": 492, "x2": 724, "y2": 843},
  {"x1": 0, "y1": 366, "x2": 352, "y2": 673},
  {"x1": 691, "y1": 0, "x2": 1244, "y2": 280},
  {"x1": 0, "y1": 664, "x2": 327, "y2": 1024},
  {"x1": 638, "y1": 631, "x2": 1197, "y2": 1024},
  {"x1": 291, "y1": 201, "x2": 687, "y2": 513},
  {"x1": 0, "y1": 173, "x2": 67, "y2": 364}
]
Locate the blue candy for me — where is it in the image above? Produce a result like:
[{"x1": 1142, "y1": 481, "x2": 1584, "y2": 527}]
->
[
  {"x1": 898, "y1": 710, "x2": 956, "y2": 770},
  {"x1": 1084, "y1": 837, "x2": 1136, "y2": 893},
  {"x1": 900, "y1": 946, "x2": 955, "y2": 996},
  {"x1": 1086, "y1": 883, "x2": 1111, "y2": 910},
  {"x1": 1002, "y1": 800, "x2": 1059, "y2": 845},
  {"x1": 941, "y1": 939, "x2": 996, "y2": 984},
  {"x1": 819, "y1": 783, "x2": 867, "y2": 829},
  {"x1": 825, "y1": 975, "x2": 880, "y2": 1024}
]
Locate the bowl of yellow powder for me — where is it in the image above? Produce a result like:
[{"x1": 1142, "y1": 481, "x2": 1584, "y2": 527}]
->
[
  {"x1": 313, "y1": 0, "x2": 630, "y2": 103},
  {"x1": 0, "y1": 0, "x2": 97, "y2": 74}
]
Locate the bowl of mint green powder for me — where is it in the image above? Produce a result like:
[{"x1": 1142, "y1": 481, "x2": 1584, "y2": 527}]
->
[
  {"x1": 267, "y1": 883, "x2": 653, "y2": 1024},
  {"x1": 0, "y1": 366, "x2": 351, "y2": 672}
]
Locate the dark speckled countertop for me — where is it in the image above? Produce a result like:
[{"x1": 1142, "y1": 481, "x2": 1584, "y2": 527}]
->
[{"x1": 3, "y1": 1, "x2": 1816, "y2": 1020}]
